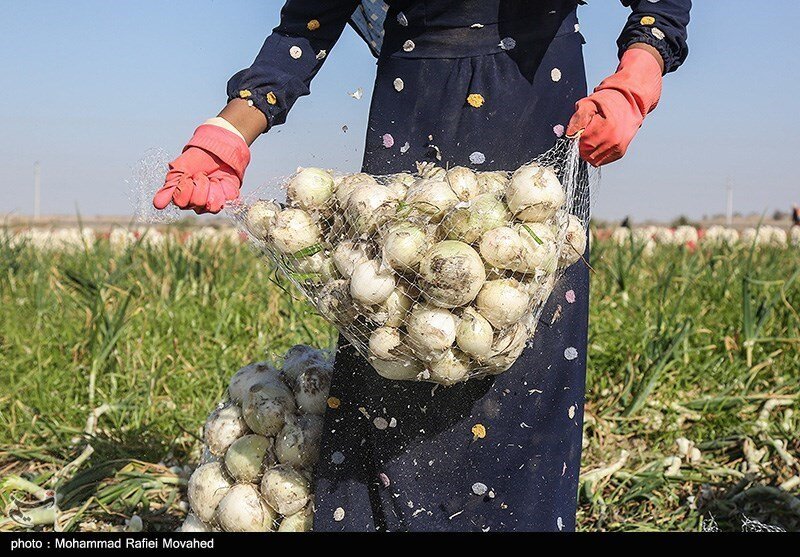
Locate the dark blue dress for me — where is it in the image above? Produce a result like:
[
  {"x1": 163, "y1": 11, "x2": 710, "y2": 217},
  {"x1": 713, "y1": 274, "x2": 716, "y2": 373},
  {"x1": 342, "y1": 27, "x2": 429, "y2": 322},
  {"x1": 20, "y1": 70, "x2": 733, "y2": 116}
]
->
[{"x1": 229, "y1": 0, "x2": 690, "y2": 532}]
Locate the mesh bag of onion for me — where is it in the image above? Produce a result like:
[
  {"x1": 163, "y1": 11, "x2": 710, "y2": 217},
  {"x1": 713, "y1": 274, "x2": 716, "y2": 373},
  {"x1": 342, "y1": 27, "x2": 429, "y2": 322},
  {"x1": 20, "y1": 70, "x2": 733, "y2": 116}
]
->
[{"x1": 232, "y1": 138, "x2": 597, "y2": 385}]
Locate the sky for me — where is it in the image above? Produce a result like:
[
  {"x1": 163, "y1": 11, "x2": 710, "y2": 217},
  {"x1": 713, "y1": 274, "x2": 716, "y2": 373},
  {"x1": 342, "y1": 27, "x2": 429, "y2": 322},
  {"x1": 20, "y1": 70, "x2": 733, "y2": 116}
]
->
[{"x1": 1, "y1": 0, "x2": 798, "y2": 222}]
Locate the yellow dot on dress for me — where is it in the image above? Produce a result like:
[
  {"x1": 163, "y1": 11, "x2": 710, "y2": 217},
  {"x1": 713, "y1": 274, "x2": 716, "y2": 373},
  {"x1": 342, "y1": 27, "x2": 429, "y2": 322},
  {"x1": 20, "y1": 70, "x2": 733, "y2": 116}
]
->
[
  {"x1": 471, "y1": 423, "x2": 487, "y2": 439},
  {"x1": 266, "y1": 91, "x2": 278, "y2": 105},
  {"x1": 239, "y1": 90, "x2": 252, "y2": 99},
  {"x1": 640, "y1": 16, "x2": 656, "y2": 26},
  {"x1": 467, "y1": 93, "x2": 485, "y2": 108},
  {"x1": 307, "y1": 19, "x2": 320, "y2": 31},
  {"x1": 327, "y1": 397, "x2": 341, "y2": 409}
]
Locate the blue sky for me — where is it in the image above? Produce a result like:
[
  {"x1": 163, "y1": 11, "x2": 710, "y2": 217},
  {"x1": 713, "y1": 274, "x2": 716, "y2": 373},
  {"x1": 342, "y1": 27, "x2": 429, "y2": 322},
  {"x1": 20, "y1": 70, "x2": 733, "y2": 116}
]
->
[{"x1": 1, "y1": 1, "x2": 797, "y2": 222}]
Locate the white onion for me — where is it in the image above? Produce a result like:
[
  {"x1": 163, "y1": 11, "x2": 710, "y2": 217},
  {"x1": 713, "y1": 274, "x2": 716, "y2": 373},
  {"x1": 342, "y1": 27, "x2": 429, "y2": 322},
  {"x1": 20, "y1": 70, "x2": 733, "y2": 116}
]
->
[
  {"x1": 244, "y1": 200, "x2": 281, "y2": 241},
  {"x1": 286, "y1": 168, "x2": 335, "y2": 213},
  {"x1": 292, "y1": 252, "x2": 338, "y2": 283},
  {"x1": 229, "y1": 362, "x2": 283, "y2": 404},
  {"x1": 204, "y1": 403, "x2": 249, "y2": 456},
  {"x1": 506, "y1": 164, "x2": 565, "y2": 222},
  {"x1": 282, "y1": 344, "x2": 331, "y2": 384},
  {"x1": 419, "y1": 241, "x2": 486, "y2": 308},
  {"x1": 224, "y1": 434, "x2": 274, "y2": 483},
  {"x1": 476, "y1": 279, "x2": 530, "y2": 329},
  {"x1": 560, "y1": 215, "x2": 588, "y2": 267},
  {"x1": 187, "y1": 462, "x2": 232, "y2": 523},
  {"x1": 316, "y1": 279, "x2": 357, "y2": 325},
  {"x1": 278, "y1": 506, "x2": 314, "y2": 532},
  {"x1": 350, "y1": 260, "x2": 396, "y2": 305},
  {"x1": 446, "y1": 166, "x2": 480, "y2": 202},
  {"x1": 517, "y1": 222, "x2": 559, "y2": 274},
  {"x1": 456, "y1": 307, "x2": 494, "y2": 358},
  {"x1": 371, "y1": 356, "x2": 423, "y2": 381},
  {"x1": 216, "y1": 484, "x2": 276, "y2": 532},
  {"x1": 476, "y1": 171, "x2": 508, "y2": 197},
  {"x1": 416, "y1": 161, "x2": 447, "y2": 180},
  {"x1": 387, "y1": 173, "x2": 414, "y2": 200},
  {"x1": 479, "y1": 227, "x2": 528, "y2": 271},
  {"x1": 293, "y1": 366, "x2": 331, "y2": 415},
  {"x1": 442, "y1": 194, "x2": 510, "y2": 244},
  {"x1": 405, "y1": 178, "x2": 459, "y2": 222},
  {"x1": 479, "y1": 224, "x2": 557, "y2": 274},
  {"x1": 428, "y1": 349, "x2": 471, "y2": 385},
  {"x1": 483, "y1": 323, "x2": 529, "y2": 374},
  {"x1": 268, "y1": 208, "x2": 322, "y2": 255},
  {"x1": 242, "y1": 382, "x2": 296, "y2": 437},
  {"x1": 274, "y1": 415, "x2": 323, "y2": 469},
  {"x1": 369, "y1": 326, "x2": 402, "y2": 361},
  {"x1": 406, "y1": 303, "x2": 457, "y2": 358},
  {"x1": 179, "y1": 513, "x2": 213, "y2": 533},
  {"x1": 377, "y1": 285, "x2": 413, "y2": 328},
  {"x1": 261, "y1": 465, "x2": 312, "y2": 516},
  {"x1": 335, "y1": 173, "x2": 378, "y2": 208},
  {"x1": 331, "y1": 241, "x2": 370, "y2": 278},
  {"x1": 382, "y1": 223, "x2": 429, "y2": 271},
  {"x1": 345, "y1": 183, "x2": 397, "y2": 235}
]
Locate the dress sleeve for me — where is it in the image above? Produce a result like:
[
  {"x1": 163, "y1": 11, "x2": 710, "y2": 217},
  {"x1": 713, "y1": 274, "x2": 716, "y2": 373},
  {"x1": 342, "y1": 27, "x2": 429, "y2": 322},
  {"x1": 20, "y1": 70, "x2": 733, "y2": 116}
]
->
[
  {"x1": 227, "y1": 0, "x2": 362, "y2": 129},
  {"x1": 617, "y1": 0, "x2": 691, "y2": 74}
]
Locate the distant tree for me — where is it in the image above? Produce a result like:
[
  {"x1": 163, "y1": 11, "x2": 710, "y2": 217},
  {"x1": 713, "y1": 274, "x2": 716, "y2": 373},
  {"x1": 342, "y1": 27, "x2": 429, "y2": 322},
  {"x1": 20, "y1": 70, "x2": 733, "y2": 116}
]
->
[
  {"x1": 671, "y1": 215, "x2": 696, "y2": 227},
  {"x1": 772, "y1": 210, "x2": 787, "y2": 221}
]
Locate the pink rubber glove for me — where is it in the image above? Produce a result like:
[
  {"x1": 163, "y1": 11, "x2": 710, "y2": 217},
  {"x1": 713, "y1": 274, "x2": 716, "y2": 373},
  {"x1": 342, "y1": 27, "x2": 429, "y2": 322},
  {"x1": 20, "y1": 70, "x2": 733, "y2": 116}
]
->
[
  {"x1": 153, "y1": 125, "x2": 251, "y2": 214},
  {"x1": 567, "y1": 49, "x2": 663, "y2": 167}
]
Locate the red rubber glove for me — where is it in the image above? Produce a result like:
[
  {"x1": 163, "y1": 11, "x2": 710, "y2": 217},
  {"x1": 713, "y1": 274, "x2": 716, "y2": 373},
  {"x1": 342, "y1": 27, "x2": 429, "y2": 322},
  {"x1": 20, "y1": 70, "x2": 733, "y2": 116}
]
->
[
  {"x1": 567, "y1": 49, "x2": 663, "y2": 167},
  {"x1": 153, "y1": 124, "x2": 251, "y2": 214}
]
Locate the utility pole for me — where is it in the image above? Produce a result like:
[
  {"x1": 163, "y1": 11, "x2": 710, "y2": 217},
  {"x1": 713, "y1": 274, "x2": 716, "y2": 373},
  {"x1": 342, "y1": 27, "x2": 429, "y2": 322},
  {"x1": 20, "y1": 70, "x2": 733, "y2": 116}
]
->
[
  {"x1": 725, "y1": 177, "x2": 733, "y2": 227},
  {"x1": 34, "y1": 162, "x2": 41, "y2": 220}
]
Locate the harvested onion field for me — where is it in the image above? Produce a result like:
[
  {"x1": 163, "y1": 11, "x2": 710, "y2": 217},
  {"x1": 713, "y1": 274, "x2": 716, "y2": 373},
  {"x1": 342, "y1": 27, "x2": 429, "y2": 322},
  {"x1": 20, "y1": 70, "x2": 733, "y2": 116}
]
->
[{"x1": 1, "y1": 227, "x2": 798, "y2": 532}]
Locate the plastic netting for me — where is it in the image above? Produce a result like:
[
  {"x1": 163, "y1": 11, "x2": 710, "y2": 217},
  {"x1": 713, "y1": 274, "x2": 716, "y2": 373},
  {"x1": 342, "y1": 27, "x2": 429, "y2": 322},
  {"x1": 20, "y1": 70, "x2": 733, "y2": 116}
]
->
[
  {"x1": 231, "y1": 138, "x2": 598, "y2": 385},
  {"x1": 703, "y1": 515, "x2": 787, "y2": 533}
]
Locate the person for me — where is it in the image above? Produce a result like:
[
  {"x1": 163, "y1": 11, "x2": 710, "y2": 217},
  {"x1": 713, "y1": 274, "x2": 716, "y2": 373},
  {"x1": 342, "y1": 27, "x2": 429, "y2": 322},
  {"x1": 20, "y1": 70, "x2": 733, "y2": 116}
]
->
[
  {"x1": 792, "y1": 204, "x2": 799, "y2": 227},
  {"x1": 154, "y1": 0, "x2": 691, "y2": 532}
]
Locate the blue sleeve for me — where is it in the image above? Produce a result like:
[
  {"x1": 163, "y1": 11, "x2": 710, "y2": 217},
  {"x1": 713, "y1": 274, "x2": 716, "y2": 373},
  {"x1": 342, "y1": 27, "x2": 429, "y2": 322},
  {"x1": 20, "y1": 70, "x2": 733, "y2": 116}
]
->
[
  {"x1": 227, "y1": 0, "x2": 362, "y2": 129},
  {"x1": 617, "y1": 0, "x2": 691, "y2": 74}
]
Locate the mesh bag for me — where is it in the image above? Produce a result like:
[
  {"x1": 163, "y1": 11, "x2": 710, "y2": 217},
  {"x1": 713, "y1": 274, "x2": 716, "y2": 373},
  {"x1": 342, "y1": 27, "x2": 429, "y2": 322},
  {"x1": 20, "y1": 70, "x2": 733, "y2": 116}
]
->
[{"x1": 231, "y1": 138, "x2": 597, "y2": 385}]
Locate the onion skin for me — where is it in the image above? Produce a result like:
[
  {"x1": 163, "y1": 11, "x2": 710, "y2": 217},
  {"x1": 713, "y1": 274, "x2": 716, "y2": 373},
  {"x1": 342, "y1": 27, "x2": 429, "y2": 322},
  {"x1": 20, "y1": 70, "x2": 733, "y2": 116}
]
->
[
  {"x1": 345, "y1": 183, "x2": 397, "y2": 235},
  {"x1": 560, "y1": 215, "x2": 588, "y2": 267},
  {"x1": 244, "y1": 200, "x2": 281, "y2": 241},
  {"x1": 382, "y1": 223, "x2": 428, "y2": 272},
  {"x1": 316, "y1": 279, "x2": 358, "y2": 326},
  {"x1": 445, "y1": 166, "x2": 480, "y2": 202},
  {"x1": 476, "y1": 171, "x2": 509, "y2": 197},
  {"x1": 332, "y1": 241, "x2": 369, "y2": 278},
  {"x1": 406, "y1": 303, "x2": 458, "y2": 358},
  {"x1": 261, "y1": 465, "x2": 312, "y2": 516},
  {"x1": 286, "y1": 168, "x2": 335, "y2": 214},
  {"x1": 187, "y1": 462, "x2": 232, "y2": 523},
  {"x1": 482, "y1": 323, "x2": 529, "y2": 374},
  {"x1": 278, "y1": 506, "x2": 314, "y2": 532},
  {"x1": 419, "y1": 241, "x2": 486, "y2": 308},
  {"x1": 293, "y1": 366, "x2": 331, "y2": 415},
  {"x1": 371, "y1": 356, "x2": 423, "y2": 381},
  {"x1": 428, "y1": 349, "x2": 471, "y2": 385},
  {"x1": 268, "y1": 208, "x2": 322, "y2": 255},
  {"x1": 476, "y1": 278, "x2": 531, "y2": 329},
  {"x1": 229, "y1": 361, "x2": 282, "y2": 406},
  {"x1": 275, "y1": 415, "x2": 323, "y2": 469},
  {"x1": 224, "y1": 434, "x2": 274, "y2": 484},
  {"x1": 369, "y1": 326, "x2": 403, "y2": 361},
  {"x1": 506, "y1": 164, "x2": 565, "y2": 223},
  {"x1": 204, "y1": 403, "x2": 249, "y2": 457},
  {"x1": 242, "y1": 382, "x2": 296, "y2": 437},
  {"x1": 179, "y1": 513, "x2": 214, "y2": 533},
  {"x1": 350, "y1": 260, "x2": 396, "y2": 306},
  {"x1": 335, "y1": 173, "x2": 378, "y2": 208},
  {"x1": 405, "y1": 178, "x2": 459, "y2": 222},
  {"x1": 442, "y1": 194, "x2": 510, "y2": 245},
  {"x1": 216, "y1": 484, "x2": 276, "y2": 532},
  {"x1": 281, "y1": 345, "x2": 331, "y2": 384},
  {"x1": 517, "y1": 222, "x2": 559, "y2": 274},
  {"x1": 378, "y1": 285, "x2": 413, "y2": 328},
  {"x1": 456, "y1": 307, "x2": 494, "y2": 358}
]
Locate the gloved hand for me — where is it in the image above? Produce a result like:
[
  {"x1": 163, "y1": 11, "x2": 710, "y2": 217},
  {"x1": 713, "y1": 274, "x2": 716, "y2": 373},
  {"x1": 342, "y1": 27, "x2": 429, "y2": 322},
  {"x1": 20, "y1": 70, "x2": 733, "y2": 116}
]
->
[
  {"x1": 153, "y1": 124, "x2": 251, "y2": 214},
  {"x1": 567, "y1": 48, "x2": 663, "y2": 167}
]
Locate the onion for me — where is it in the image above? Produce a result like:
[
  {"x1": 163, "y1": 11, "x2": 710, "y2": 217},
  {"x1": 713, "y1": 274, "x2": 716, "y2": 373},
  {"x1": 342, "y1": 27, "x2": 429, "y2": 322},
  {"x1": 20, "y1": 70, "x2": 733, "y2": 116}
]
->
[
  {"x1": 345, "y1": 183, "x2": 397, "y2": 235},
  {"x1": 428, "y1": 349, "x2": 471, "y2": 385},
  {"x1": 244, "y1": 200, "x2": 281, "y2": 241},
  {"x1": 387, "y1": 173, "x2": 415, "y2": 200},
  {"x1": 369, "y1": 326, "x2": 402, "y2": 361},
  {"x1": 293, "y1": 366, "x2": 331, "y2": 415},
  {"x1": 179, "y1": 513, "x2": 214, "y2": 533},
  {"x1": 292, "y1": 252, "x2": 337, "y2": 283},
  {"x1": 224, "y1": 434, "x2": 274, "y2": 483},
  {"x1": 242, "y1": 382, "x2": 296, "y2": 437},
  {"x1": 476, "y1": 278, "x2": 530, "y2": 329},
  {"x1": 261, "y1": 465, "x2": 312, "y2": 516},
  {"x1": 446, "y1": 167, "x2": 480, "y2": 201},
  {"x1": 406, "y1": 303, "x2": 457, "y2": 358},
  {"x1": 282, "y1": 344, "x2": 331, "y2": 384},
  {"x1": 216, "y1": 484, "x2": 276, "y2": 532},
  {"x1": 204, "y1": 403, "x2": 249, "y2": 457},
  {"x1": 416, "y1": 161, "x2": 446, "y2": 180},
  {"x1": 456, "y1": 307, "x2": 494, "y2": 358},
  {"x1": 316, "y1": 279, "x2": 358, "y2": 326},
  {"x1": 274, "y1": 414, "x2": 323, "y2": 469},
  {"x1": 371, "y1": 356, "x2": 423, "y2": 380},
  {"x1": 482, "y1": 323, "x2": 529, "y2": 374},
  {"x1": 350, "y1": 260, "x2": 396, "y2": 305},
  {"x1": 286, "y1": 168, "x2": 335, "y2": 214},
  {"x1": 506, "y1": 164, "x2": 565, "y2": 222},
  {"x1": 476, "y1": 171, "x2": 509, "y2": 197},
  {"x1": 278, "y1": 506, "x2": 314, "y2": 532},
  {"x1": 479, "y1": 224, "x2": 557, "y2": 274},
  {"x1": 405, "y1": 178, "x2": 459, "y2": 222},
  {"x1": 382, "y1": 223, "x2": 429, "y2": 271},
  {"x1": 419, "y1": 241, "x2": 486, "y2": 308},
  {"x1": 517, "y1": 222, "x2": 559, "y2": 274},
  {"x1": 376, "y1": 285, "x2": 413, "y2": 327},
  {"x1": 560, "y1": 215, "x2": 588, "y2": 267},
  {"x1": 335, "y1": 173, "x2": 378, "y2": 208},
  {"x1": 442, "y1": 194, "x2": 510, "y2": 244},
  {"x1": 187, "y1": 462, "x2": 232, "y2": 523},
  {"x1": 331, "y1": 241, "x2": 369, "y2": 278},
  {"x1": 229, "y1": 362, "x2": 283, "y2": 404},
  {"x1": 268, "y1": 208, "x2": 322, "y2": 255}
]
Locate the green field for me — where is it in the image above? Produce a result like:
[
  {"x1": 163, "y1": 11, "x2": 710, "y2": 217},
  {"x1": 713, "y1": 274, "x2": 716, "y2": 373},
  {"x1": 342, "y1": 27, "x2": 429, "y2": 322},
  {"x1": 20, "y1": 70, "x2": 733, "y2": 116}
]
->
[{"x1": 1, "y1": 230, "x2": 798, "y2": 532}]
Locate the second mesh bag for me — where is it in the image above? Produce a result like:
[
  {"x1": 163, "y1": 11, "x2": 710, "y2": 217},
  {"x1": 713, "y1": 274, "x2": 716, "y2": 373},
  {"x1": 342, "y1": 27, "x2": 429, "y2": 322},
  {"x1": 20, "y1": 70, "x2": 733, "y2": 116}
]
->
[{"x1": 235, "y1": 138, "x2": 594, "y2": 385}]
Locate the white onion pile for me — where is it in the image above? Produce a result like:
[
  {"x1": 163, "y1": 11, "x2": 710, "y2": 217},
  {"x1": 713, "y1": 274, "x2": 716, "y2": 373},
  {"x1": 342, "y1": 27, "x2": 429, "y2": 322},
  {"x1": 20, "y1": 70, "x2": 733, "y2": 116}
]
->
[
  {"x1": 239, "y1": 160, "x2": 587, "y2": 385},
  {"x1": 179, "y1": 345, "x2": 332, "y2": 533}
]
